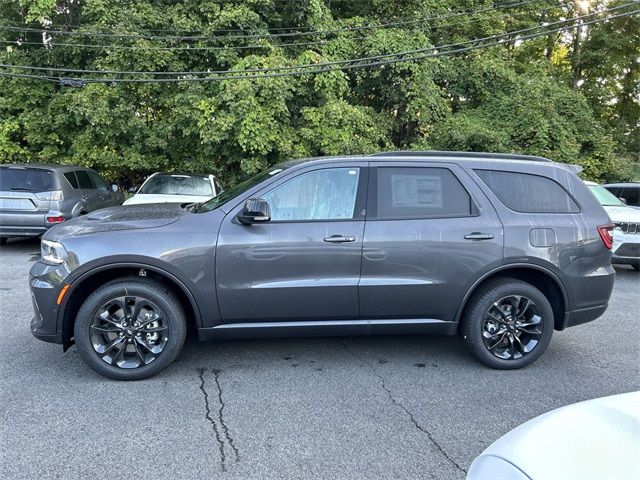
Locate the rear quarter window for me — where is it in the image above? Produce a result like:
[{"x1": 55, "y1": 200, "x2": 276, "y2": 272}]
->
[{"x1": 475, "y1": 169, "x2": 579, "y2": 213}]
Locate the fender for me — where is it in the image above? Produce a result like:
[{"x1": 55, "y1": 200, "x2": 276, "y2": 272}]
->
[
  {"x1": 453, "y1": 260, "x2": 571, "y2": 324},
  {"x1": 56, "y1": 256, "x2": 204, "y2": 348}
]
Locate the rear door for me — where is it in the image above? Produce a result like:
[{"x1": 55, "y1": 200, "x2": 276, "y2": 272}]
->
[
  {"x1": 74, "y1": 170, "x2": 99, "y2": 211},
  {"x1": 88, "y1": 171, "x2": 119, "y2": 207},
  {"x1": 359, "y1": 162, "x2": 503, "y2": 322}
]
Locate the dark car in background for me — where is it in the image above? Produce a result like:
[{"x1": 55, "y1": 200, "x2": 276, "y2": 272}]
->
[
  {"x1": 604, "y1": 183, "x2": 640, "y2": 209},
  {"x1": 0, "y1": 164, "x2": 123, "y2": 244},
  {"x1": 28, "y1": 152, "x2": 615, "y2": 380}
]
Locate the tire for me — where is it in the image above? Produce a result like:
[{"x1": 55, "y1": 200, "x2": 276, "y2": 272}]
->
[
  {"x1": 461, "y1": 278, "x2": 554, "y2": 370},
  {"x1": 74, "y1": 279, "x2": 187, "y2": 380},
  {"x1": 632, "y1": 264, "x2": 639, "y2": 272}
]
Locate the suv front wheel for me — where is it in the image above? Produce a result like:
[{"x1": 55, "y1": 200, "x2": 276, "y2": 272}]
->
[
  {"x1": 74, "y1": 279, "x2": 187, "y2": 380},
  {"x1": 461, "y1": 278, "x2": 554, "y2": 369}
]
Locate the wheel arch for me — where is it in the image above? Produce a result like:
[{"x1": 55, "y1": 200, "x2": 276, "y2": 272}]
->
[
  {"x1": 455, "y1": 263, "x2": 570, "y2": 331},
  {"x1": 58, "y1": 261, "x2": 202, "y2": 350}
]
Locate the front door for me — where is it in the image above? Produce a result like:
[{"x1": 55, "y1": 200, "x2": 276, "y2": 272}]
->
[
  {"x1": 216, "y1": 164, "x2": 367, "y2": 323},
  {"x1": 359, "y1": 163, "x2": 504, "y2": 322}
]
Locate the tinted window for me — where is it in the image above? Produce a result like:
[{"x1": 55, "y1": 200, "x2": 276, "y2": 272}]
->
[
  {"x1": 138, "y1": 175, "x2": 213, "y2": 196},
  {"x1": 262, "y1": 168, "x2": 360, "y2": 221},
  {"x1": 622, "y1": 187, "x2": 639, "y2": 206},
  {"x1": 587, "y1": 184, "x2": 624, "y2": 207},
  {"x1": 88, "y1": 171, "x2": 109, "y2": 192},
  {"x1": 375, "y1": 167, "x2": 471, "y2": 219},
  {"x1": 476, "y1": 170, "x2": 579, "y2": 213},
  {"x1": 63, "y1": 172, "x2": 79, "y2": 189},
  {"x1": 0, "y1": 167, "x2": 57, "y2": 192},
  {"x1": 75, "y1": 170, "x2": 94, "y2": 189}
]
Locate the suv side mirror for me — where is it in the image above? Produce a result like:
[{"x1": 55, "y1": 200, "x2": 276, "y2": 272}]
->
[
  {"x1": 111, "y1": 184, "x2": 119, "y2": 193},
  {"x1": 619, "y1": 197, "x2": 627, "y2": 205},
  {"x1": 238, "y1": 198, "x2": 271, "y2": 225}
]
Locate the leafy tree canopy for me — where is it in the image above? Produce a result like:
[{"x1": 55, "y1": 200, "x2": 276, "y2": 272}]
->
[{"x1": 0, "y1": 0, "x2": 638, "y2": 184}]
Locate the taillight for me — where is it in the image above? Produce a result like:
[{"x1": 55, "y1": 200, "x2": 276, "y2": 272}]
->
[
  {"x1": 46, "y1": 216, "x2": 65, "y2": 224},
  {"x1": 597, "y1": 224, "x2": 614, "y2": 250}
]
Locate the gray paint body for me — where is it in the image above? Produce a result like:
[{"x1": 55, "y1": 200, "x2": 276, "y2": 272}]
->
[{"x1": 28, "y1": 153, "x2": 615, "y2": 347}]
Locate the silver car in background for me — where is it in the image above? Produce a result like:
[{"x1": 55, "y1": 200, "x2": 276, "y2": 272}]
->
[
  {"x1": 467, "y1": 391, "x2": 640, "y2": 479},
  {"x1": 0, "y1": 164, "x2": 123, "y2": 244}
]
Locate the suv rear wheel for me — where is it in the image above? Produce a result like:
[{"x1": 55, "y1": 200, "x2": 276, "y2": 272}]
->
[
  {"x1": 461, "y1": 278, "x2": 554, "y2": 369},
  {"x1": 74, "y1": 279, "x2": 187, "y2": 380}
]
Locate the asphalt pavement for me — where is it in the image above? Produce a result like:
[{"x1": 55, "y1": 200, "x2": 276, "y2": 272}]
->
[{"x1": 1, "y1": 237, "x2": 638, "y2": 479}]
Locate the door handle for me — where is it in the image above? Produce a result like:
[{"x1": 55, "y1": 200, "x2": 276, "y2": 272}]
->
[
  {"x1": 324, "y1": 235, "x2": 356, "y2": 243},
  {"x1": 464, "y1": 232, "x2": 494, "y2": 240}
]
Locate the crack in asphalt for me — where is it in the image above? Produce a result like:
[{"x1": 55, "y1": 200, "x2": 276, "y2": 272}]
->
[
  {"x1": 213, "y1": 368, "x2": 241, "y2": 463},
  {"x1": 341, "y1": 342, "x2": 467, "y2": 475},
  {"x1": 197, "y1": 367, "x2": 228, "y2": 472}
]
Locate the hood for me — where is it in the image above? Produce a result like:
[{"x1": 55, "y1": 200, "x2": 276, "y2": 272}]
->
[
  {"x1": 602, "y1": 205, "x2": 640, "y2": 223},
  {"x1": 44, "y1": 203, "x2": 188, "y2": 241},
  {"x1": 123, "y1": 194, "x2": 213, "y2": 206}
]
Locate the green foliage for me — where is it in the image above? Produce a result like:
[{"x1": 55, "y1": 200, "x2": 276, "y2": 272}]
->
[{"x1": 0, "y1": 0, "x2": 636, "y2": 184}]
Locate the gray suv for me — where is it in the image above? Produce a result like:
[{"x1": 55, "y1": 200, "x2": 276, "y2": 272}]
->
[
  {"x1": 29, "y1": 152, "x2": 615, "y2": 380},
  {"x1": 0, "y1": 164, "x2": 123, "y2": 243}
]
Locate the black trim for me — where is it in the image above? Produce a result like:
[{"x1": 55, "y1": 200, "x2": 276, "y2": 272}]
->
[
  {"x1": 198, "y1": 318, "x2": 458, "y2": 340},
  {"x1": 562, "y1": 304, "x2": 608, "y2": 329}
]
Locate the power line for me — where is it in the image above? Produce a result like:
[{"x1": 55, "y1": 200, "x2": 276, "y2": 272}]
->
[
  {"x1": 0, "y1": 8, "x2": 636, "y2": 85},
  {"x1": 1, "y1": 4, "x2": 634, "y2": 78},
  {"x1": 0, "y1": 3, "x2": 564, "y2": 53},
  {"x1": 0, "y1": 0, "x2": 551, "y2": 41},
  {"x1": 0, "y1": 0, "x2": 558, "y2": 36}
]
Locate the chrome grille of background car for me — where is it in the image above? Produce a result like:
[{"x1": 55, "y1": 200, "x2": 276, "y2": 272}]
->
[{"x1": 614, "y1": 222, "x2": 640, "y2": 234}]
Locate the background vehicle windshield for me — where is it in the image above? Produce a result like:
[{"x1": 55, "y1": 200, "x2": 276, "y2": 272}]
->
[
  {"x1": 0, "y1": 167, "x2": 57, "y2": 192},
  {"x1": 138, "y1": 175, "x2": 212, "y2": 196},
  {"x1": 198, "y1": 168, "x2": 284, "y2": 212},
  {"x1": 589, "y1": 185, "x2": 625, "y2": 207}
]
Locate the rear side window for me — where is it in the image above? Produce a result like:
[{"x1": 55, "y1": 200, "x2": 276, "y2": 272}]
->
[
  {"x1": 63, "y1": 172, "x2": 79, "y2": 189},
  {"x1": 475, "y1": 170, "x2": 579, "y2": 213},
  {"x1": 75, "y1": 170, "x2": 94, "y2": 189},
  {"x1": 375, "y1": 167, "x2": 472, "y2": 219},
  {"x1": 0, "y1": 167, "x2": 57, "y2": 192}
]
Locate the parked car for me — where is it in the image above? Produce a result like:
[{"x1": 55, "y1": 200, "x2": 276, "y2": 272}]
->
[
  {"x1": 604, "y1": 182, "x2": 640, "y2": 209},
  {"x1": 0, "y1": 164, "x2": 123, "y2": 244},
  {"x1": 585, "y1": 181, "x2": 640, "y2": 271},
  {"x1": 123, "y1": 173, "x2": 221, "y2": 206},
  {"x1": 467, "y1": 391, "x2": 640, "y2": 479},
  {"x1": 30, "y1": 152, "x2": 615, "y2": 380}
]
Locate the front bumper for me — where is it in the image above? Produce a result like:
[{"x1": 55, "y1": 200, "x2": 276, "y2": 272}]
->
[
  {"x1": 29, "y1": 260, "x2": 69, "y2": 344},
  {"x1": 611, "y1": 229, "x2": 639, "y2": 266}
]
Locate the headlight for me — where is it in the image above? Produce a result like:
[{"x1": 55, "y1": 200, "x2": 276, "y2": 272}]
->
[{"x1": 41, "y1": 239, "x2": 68, "y2": 265}]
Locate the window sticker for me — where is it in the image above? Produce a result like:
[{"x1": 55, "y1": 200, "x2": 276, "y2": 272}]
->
[{"x1": 391, "y1": 175, "x2": 443, "y2": 208}]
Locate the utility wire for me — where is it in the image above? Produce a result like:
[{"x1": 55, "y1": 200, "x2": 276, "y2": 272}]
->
[
  {"x1": 0, "y1": 3, "x2": 563, "y2": 52},
  {"x1": 1, "y1": 3, "x2": 634, "y2": 77},
  {"x1": 0, "y1": 0, "x2": 551, "y2": 41},
  {"x1": 0, "y1": 8, "x2": 636, "y2": 84}
]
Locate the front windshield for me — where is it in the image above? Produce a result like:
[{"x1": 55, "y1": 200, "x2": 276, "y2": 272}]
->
[
  {"x1": 198, "y1": 168, "x2": 284, "y2": 212},
  {"x1": 588, "y1": 185, "x2": 624, "y2": 207},
  {"x1": 138, "y1": 175, "x2": 213, "y2": 196}
]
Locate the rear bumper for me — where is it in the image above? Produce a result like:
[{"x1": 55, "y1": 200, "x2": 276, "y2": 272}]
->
[
  {"x1": 0, "y1": 225, "x2": 48, "y2": 237},
  {"x1": 562, "y1": 303, "x2": 609, "y2": 329}
]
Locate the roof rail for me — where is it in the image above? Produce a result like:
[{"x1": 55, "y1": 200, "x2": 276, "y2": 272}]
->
[{"x1": 369, "y1": 150, "x2": 553, "y2": 163}]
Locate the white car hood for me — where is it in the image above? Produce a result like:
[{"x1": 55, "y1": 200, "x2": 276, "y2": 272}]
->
[
  {"x1": 468, "y1": 392, "x2": 640, "y2": 479},
  {"x1": 602, "y1": 205, "x2": 640, "y2": 223},
  {"x1": 123, "y1": 194, "x2": 212, "y2": 206}
]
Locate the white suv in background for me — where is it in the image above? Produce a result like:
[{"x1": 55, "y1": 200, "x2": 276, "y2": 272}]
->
[
  {"x1": 124, "y1": 173, "x2": 222, "y2": 206},
  {"x1": 586, "y1": 181, "x2": 640, "y2": 271}
]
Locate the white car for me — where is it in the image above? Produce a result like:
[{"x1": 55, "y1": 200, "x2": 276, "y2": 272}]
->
[
  {"x1": 586, "y1": 181, "x2": 640, "y2": 271},
  {"x1": 468, "y1": 392, "x2": 640, "y2": 479},
  {"x1": 123, "y1": 173, "x2": 221, "y2": 206}
]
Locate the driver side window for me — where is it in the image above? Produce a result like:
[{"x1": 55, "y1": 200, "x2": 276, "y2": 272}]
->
[{"x1": 262, "y1": 168, "x2": 360, "y2": 221}]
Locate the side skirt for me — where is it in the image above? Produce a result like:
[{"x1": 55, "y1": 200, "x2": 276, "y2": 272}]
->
[{"x1": 197, "y1": 318, "x2": 458, "y2": 341}]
